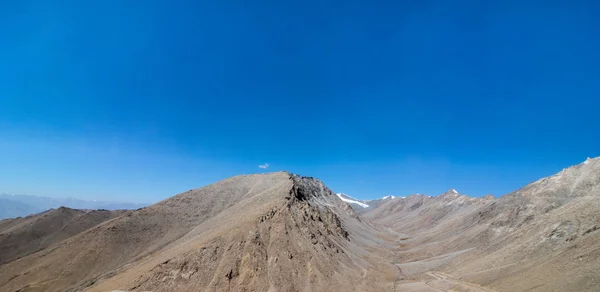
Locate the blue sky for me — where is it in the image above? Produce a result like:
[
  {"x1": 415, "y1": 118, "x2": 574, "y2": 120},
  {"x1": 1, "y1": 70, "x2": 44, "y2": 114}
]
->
[{"x1": 1, "y1": 0, "x2": 599, "y2": 203}]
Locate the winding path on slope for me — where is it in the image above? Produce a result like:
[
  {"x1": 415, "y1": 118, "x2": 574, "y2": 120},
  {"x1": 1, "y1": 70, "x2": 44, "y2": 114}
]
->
[{"x1": 425, "y1": 271, "x2": 495, "y2": 292}]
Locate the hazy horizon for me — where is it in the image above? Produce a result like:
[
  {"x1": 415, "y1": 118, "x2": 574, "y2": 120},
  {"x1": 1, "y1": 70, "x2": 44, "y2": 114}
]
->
[
  {"x1": 0, "y1": 192, "x2": 149, "y2": 205},
  {"x1": 0, "y1": 157, "x2": 595, "y2": 202}
]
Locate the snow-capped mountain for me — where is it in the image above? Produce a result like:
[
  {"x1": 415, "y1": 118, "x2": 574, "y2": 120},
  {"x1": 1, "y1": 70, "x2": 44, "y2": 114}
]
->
[
  {"x1": 336, "y1": 193, "x2": 370, "y2": 208},
  {"x1": 336, "y1": 189, "x2": 471, "y2": 213},
  {"x1": 335, "y1": 193, "x2": 397, "y2": 212}
]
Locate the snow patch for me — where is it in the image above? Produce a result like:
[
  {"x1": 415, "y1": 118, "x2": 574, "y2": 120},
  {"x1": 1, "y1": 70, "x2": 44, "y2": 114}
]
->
[
  {"x1": 451, "y1": 189, "x2": 458, "y2": 194},
  {"x1": 381, "y1": 195, "x2": 396, "y2": 200},
  {"x1": 336, "y1": 193, "x2": 369, "y2": 208},
  {"x1": 583, "y1": 157, "x2": 591, "y2": 165}
]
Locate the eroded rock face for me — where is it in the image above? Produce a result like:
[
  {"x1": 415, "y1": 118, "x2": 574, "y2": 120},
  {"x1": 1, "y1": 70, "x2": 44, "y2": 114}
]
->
[{"x1": 118, "y1": 174, "x2": 373, "y2": 292}]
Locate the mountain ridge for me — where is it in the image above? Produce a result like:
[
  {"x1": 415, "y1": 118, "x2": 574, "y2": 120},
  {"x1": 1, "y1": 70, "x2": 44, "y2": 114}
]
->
[{"x1": 0, "y1": 158, "x2": 599, "y2": 291}]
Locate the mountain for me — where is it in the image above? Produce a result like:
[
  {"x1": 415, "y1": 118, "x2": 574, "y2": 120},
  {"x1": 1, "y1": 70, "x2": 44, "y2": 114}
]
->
[
  {"x1": 0, "y1": 198, "x2": 37, "y2": 220},
  {"x1": 0, "y1": 194, "x2": 147, "y2": 219},
  {"x1": 335, "y1": 193, "x2": 370, "y2": 208},
  {"x1": 0, "y1": 173, "x2": 399, "y2": 292},
  {"x1": 335, "y1": 193, "x2": 396, "y2": 213},
  {"x1": 0, "y1": 158, "x2": 599, "y2": 291}
]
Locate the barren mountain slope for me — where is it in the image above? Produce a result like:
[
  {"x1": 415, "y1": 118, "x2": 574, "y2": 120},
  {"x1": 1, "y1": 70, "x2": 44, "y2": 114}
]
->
[
  {"x1": 0, "y1": 173, "x2": 294, "y2": 292},
  {"x1": 363, "y1": 157, "x2": 600, "y2": 291},
  {"x1": 86, "y1": 174, "x2": 400, "y2": 292},
  {"x1": 441, "y1": 157, "x2": 600, "y2": 291},
  {"x1": 0, "y1": 207, "x2": 128, "y2": 265},
  {"x1": 0, "y1": 172, "x2": 400, "y2": 292},
  {"x1": 2, "y1": 159, "x2": 599, "y2": 292}
]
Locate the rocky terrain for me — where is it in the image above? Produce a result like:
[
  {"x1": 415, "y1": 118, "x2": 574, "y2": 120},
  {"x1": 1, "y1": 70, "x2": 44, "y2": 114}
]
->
[{"x1": 0, "y1": 157, "x2": 599, "y2": 291}]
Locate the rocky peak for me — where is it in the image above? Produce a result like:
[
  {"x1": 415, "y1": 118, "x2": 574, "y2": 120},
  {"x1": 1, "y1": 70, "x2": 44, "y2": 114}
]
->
[
  {"x1": 438, "y1": 188, "x2": 463, "y2": 199},
  {"x1": 289, "y1": 174, "x2": 333, "y2": 201},
  {"x1": 481, "y1": 194, "x2": 495, "y2": 201}
]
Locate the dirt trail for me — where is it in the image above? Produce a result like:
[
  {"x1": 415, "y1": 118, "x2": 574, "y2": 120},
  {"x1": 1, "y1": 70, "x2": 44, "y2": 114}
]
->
[
  {"x1": 424, "y1": 281, "x2": 446, "y2": 292},
  {"x1": 426, "y1": 271, "x2": 495, "y2": 292}
]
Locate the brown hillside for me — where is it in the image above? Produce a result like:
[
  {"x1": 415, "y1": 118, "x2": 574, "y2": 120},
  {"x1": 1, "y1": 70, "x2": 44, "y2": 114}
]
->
[
  {"x1": 0, "y1": 172, "x2": 399, "y2": 292},
  {"x1": 362, "y1": 157, "x2": 600, "y2": 291},
  {"x1": 1, "y1": 158, "x2": 599, "y2": 291}
]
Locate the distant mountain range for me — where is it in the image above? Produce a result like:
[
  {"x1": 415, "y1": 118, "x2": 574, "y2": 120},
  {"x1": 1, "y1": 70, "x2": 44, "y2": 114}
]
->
[
  {"x1": 336, "y1": 189, "x2": 464, "y2": 213},
  {"x1": 335, "y1": 193, "x2": 397, "y2": 212},
  {"x1": 0, "y1": 194, "x2": 148, "y2": 219}
]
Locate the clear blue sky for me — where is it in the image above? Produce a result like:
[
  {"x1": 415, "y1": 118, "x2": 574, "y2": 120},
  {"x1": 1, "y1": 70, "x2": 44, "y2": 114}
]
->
[{"x1": 1, "y1": 0, "x2": 599, "y2": 203}]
